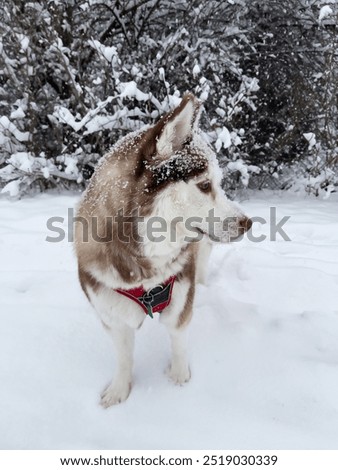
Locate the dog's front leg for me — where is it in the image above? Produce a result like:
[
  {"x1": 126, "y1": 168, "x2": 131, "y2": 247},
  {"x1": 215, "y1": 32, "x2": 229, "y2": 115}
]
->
[
  {"x1": 166, "y1": 326, "x2": 191, "y2": 385},
  {"x1": 100, "y1": 321, "x2": 134, "y2": 407},
  {"x1": 161, "y1": 276, "x2": 194, "y2": 385}
]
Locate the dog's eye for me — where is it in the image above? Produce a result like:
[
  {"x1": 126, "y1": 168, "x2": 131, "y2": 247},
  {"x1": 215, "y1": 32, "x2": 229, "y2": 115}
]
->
[{"x1": 197, "y1": 180, "x2": 212, "y2": 193}]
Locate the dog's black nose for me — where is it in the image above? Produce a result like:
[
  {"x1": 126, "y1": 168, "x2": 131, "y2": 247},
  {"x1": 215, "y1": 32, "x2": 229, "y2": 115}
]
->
[{"x1": 238, "y1": 216, "x2": 252, "y2": 233}]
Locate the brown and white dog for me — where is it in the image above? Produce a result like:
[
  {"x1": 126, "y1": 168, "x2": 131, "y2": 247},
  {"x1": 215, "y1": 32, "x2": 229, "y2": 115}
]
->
[{"x1": 75, "y1": 93, "x2": 251, "y2": 407}]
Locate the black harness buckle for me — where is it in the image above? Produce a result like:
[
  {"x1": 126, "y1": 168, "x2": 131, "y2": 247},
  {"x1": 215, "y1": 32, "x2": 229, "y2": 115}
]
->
[{"x1": 139, "y1": 284, "x2": 172, "y2": 317}]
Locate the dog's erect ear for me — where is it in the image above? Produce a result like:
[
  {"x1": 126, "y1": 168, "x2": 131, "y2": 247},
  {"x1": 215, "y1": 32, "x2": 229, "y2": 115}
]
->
[{"x1": 156, "y1": 93, "x2": 200, "y2": 157}]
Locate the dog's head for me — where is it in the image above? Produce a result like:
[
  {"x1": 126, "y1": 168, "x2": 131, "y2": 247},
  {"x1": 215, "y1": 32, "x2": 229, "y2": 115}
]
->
[{"x1": 138, "y1": 93, "x2": 252, "y2": 243}]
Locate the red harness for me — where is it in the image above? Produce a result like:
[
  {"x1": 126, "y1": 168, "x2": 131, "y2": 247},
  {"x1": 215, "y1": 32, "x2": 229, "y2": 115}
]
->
[{"x1": 115, "y1": 276, "x2": 176, "y2": 318}]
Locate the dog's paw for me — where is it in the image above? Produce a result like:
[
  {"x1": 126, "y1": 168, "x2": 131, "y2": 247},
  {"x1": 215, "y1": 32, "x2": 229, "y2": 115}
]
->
[
  {"x1": 166, "y1": 363, "x2": 191, "y2": 385},
  {"x1": 100, "y1": 381, "x2": 131, "y2": 408}
]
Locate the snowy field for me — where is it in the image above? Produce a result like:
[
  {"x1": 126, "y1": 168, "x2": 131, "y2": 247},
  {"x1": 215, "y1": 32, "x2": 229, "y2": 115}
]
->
[{"x1": 1, "y1": 191, "x2": 338, "y2": 450}]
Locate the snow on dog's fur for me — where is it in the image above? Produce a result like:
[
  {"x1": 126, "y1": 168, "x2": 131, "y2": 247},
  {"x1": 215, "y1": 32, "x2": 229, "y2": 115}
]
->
[{"x1": 75, "y1": 93, "x2": 252, "y2": 407}]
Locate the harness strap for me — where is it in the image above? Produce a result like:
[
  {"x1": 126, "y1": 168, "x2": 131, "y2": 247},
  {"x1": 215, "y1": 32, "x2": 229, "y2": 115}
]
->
[{"x1": 115, "y1": 276, "x2": 176, "y2": 318}]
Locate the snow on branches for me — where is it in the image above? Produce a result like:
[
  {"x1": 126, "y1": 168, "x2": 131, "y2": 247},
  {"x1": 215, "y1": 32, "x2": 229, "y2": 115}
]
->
[{"x1": 0, "y1": 0, "x2": 337, "y2": 197}]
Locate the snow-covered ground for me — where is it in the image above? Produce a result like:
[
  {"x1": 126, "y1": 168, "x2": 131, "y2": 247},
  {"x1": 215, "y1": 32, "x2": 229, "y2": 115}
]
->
[{"x1": 1, "y1": 191, "x2": 338, "y2": 450}]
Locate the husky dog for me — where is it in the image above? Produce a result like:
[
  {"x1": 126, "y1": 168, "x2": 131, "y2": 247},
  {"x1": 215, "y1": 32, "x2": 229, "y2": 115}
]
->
[{"x1": 75, "y1": 93, "x2": 251, "y2": 407}]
